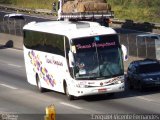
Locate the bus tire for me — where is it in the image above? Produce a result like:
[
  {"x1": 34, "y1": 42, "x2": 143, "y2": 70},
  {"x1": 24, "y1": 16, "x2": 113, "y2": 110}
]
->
[
  {"x1": 64, "y1": 82, "x2": 74, "y2": 100},
  {"x1": 36, "y1": 74, "x2": 45, "y2": 93}
]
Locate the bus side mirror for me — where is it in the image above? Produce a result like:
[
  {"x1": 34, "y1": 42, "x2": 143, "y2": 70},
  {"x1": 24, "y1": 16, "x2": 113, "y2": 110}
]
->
[
  {"x1": 121, "y1": 44, "x2": 128, "y2": 61},
  {"x1": 68, "y1": 51, "x2": 74, "y2": 67}
]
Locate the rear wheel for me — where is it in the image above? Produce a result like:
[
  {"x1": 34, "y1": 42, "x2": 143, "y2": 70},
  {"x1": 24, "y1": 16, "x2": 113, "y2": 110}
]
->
[
  {"x1": 64, "y1": 82, "x2": 74, "y2": 100},
  {"x1": 36, "y1": 74, "x2": 45, "y2": 92}
]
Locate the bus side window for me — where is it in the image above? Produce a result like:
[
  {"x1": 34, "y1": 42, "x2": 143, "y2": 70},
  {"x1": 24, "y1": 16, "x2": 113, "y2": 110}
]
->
[{"x1": 45, "y1": 33, "x2": 65, "y2": 56}]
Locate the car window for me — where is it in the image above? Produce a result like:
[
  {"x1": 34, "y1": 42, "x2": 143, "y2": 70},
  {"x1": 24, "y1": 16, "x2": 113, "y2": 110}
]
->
[
  {"x1": 128, "y1": 64, "x2": 133, "y2": 71},
  {"x1": 138, "y1": 63, "x2": 160, "y2": 73},
  {"x1": 132, "y1": 67, "x2": 137, "y2": 73},
  {"x1": 128, "y1": 65, "x2": 136, "y2": 73},
  {"x1": 150, "y1": 36, "x2": 159, "y2": 40}
]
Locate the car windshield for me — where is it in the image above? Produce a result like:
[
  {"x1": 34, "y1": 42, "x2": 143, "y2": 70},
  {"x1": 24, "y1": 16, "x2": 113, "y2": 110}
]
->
[
  {"x1": 138, "y1": 63, "x2": 160, "y2": 73},
  {"x1": 71, "y1": 35, "x2": 124, "y2": 80}
]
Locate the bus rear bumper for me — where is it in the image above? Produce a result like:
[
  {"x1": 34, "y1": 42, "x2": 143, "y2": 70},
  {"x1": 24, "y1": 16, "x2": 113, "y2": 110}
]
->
[{"x1": 71, "y1": 83, "x2": 125, "y2": 97}]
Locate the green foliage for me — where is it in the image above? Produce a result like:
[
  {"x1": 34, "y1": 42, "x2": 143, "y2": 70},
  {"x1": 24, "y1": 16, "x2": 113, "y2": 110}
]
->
[
  {"x1": 108, "y1": 0, "x2": 160, "y2": 23},
  {"x1": 108, "y1": 0, "x2": 160, "y2": 7},
  {"x1": 0, "y1": 0, "x2": 56, "y2": 9}
]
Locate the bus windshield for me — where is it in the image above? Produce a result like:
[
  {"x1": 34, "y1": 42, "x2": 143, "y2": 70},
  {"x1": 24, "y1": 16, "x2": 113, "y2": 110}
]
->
[{"x1": 71, "y1": 35, "x2": 124, "y2": 80}]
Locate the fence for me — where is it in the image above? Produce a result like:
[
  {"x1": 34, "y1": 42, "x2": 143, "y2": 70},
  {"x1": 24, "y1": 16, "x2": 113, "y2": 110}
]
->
[
  {"x1": 114, "y1": 29, "x2": 160, "y2": 70},
  {"x1": 0, "y1": 17, "x2": 160, "y2": 60},
  {"x1": 0, "y1": 15, "x2": 160, "y2": 70},
  {"x1": 116, "y1": 29, "x2": 160, "y2": 60}
]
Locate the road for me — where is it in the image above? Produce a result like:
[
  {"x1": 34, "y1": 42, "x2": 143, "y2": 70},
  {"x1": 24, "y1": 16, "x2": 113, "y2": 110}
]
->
[{"x1": 0, "y1": 47, "x2": 160, "y2": 120}]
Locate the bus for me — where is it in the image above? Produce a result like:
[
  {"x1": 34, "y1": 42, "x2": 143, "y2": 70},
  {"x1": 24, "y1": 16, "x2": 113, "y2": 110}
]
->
[{"x1": 23, "y1": 21, "x2": 125, "y2": 100}]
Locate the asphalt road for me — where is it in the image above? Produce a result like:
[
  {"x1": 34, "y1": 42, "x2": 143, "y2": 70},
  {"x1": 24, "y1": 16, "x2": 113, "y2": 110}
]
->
[{"x1": 0, "y1": 48, "x2": 160, "y2": 120}]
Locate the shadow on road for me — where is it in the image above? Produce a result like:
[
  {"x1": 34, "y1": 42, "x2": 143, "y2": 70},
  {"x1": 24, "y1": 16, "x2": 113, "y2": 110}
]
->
[
  {"x1": 39, "y1": 77, "x2": 160, "y2": 102},
  {"x1": 0, "y1": 40, "x2": 13, "y2": 49},
  {"x1": 82, "y1": 81, "x2": 160, "y2": 102}
]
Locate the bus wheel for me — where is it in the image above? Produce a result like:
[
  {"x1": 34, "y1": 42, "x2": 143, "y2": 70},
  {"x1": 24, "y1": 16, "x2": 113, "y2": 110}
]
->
[
  {"x1": 36, "y1": 74, "x2": 45, "y2": 92},
  {"x1": 64, "y1": 83, "x2": 74, "y2": 100}
]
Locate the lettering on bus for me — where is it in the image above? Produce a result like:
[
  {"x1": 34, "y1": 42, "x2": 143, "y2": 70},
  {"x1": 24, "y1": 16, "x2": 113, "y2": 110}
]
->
[
  {"x1": 76, "y1": 42, "x2": 116, "y2": 50},
  {"x1": 45, "y1": 56, "x2": 63, "y2": 66}
]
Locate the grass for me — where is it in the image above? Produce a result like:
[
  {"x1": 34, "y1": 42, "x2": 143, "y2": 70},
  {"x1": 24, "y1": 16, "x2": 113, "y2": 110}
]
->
[
  {"x1": 108, "y1": 0, "x2": 160, "y2": 23},
  {"x1": 0, "y1": 0, "x2": 57, "y2": 9},
  {"x1": 112, "y1": 5, "x2": 160, "y2": 23}
]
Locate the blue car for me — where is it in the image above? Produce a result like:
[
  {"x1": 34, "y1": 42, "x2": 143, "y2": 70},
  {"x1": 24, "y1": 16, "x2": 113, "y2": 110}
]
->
[{"x1": 126, "y1": 59, "x2": 160, "y2": 91}]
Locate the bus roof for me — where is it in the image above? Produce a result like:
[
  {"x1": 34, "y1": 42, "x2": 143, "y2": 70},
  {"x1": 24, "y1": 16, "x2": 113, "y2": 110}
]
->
[{"x1": 23, "y1": 21, "x2": 116, "y2": 39}]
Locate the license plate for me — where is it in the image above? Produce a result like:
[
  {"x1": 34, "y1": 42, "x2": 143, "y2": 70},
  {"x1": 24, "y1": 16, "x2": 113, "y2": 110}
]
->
[{"x1": 98, "y1": 88, "x2": 107, "y2": 92}]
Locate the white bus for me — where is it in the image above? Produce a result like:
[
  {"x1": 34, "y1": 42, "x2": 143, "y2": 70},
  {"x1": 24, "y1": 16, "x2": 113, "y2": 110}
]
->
[{"x1": 23, "y1": 21, "x2": 125, "y2": 100}]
